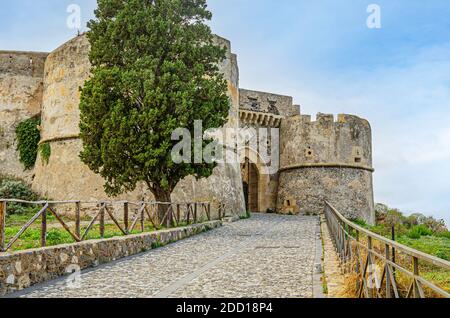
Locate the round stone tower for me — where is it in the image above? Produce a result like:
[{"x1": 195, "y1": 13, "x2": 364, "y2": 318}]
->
[
  {"x1": 32, "y1": 34, "x2": 245, "y2": 217},
  {"x1": 277, "y1": 113, "x2": 375, "y2": 224}
]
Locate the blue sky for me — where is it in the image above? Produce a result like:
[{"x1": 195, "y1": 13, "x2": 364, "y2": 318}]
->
[{"x1": 1, "y1": 0, "x2": 450, "y2": 224}]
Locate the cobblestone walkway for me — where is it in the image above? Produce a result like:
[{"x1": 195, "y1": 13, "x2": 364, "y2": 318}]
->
[{"x1": 15, "y1": 214, "x2": 320, "y2": 298}]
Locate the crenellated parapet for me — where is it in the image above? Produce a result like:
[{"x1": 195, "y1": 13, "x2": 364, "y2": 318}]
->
[
  {"x1": 277, "y1": 113, "x2": 375, "y2": 224},
  {"x1": 239, "y1": 89, "x2": 300, "y2": 118},
  {"x1": 280, "y1": 113, "x2": 373, "y2": 171}
]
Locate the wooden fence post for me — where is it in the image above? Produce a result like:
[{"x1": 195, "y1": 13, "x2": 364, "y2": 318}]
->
[
  {"x1": 0, "y1": 201, "x2": 6, "y2": 252},
  {"x1": 41, "y1": 203, "x2": 47, "y2": 247},
  {"x1": 385, "y1": 244, "x2": 391, "y2": 298},
  {"x1": 140, "y1": 206, "x2": 145, "y2": 232},
  {"x1": 99, "y1": 203, "x2": 105, "y2": 238},
  {"x1": 194, "y1": 203, "x2": 198, "y2": 224},
  {"x1": 355, "y1": 230, "x2": 361, "y2": 293},
  {"x1": 75, "y1": 201, "x2": 81, "y2": 239},
  {"x1": 186, "y1": 204, "x2": 191, "y2": 224},
  {"x1": 413, "y1": 257, "x2": 420, "y2": 298},
  {"x1": 391, "y1": 226, "x2": 396, "y2": 278},
  {"x1": 367, "y1": 236, "x2": 374, "y2": 298},
  {"x1": 124, "y1": 202, "x2": 129, "y2": 233}
]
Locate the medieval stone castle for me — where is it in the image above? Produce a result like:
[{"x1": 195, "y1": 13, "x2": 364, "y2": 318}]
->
[{"x1": 0, "y1": 34, "x2": 375, "y2": 223}]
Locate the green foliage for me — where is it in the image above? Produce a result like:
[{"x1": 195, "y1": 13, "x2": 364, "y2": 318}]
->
[
  {"x1": 350, "y1": 218, "x2": 368, "y2": 228},
  {"x1": 354, "y1": 203, "x2": 450, "y2": 261},
  {"x1": 397, "y1": 236, "x2": 450, "y2": 260},
  {"x1": 15, "y1": 117, "x2": 41, "y2": 169},
  {"x1": 39, "y1": 142, "x2": 51, "y2": 165},
  {"x1": 240, "y1": 211, "x2": 251, "y2": 220},
  {"x1": 407, "y1": 225, "x2": 433, "y2": 239},
  {"x1": 79, "y1": 0, "x2": 230, "y2": 203},
  {"x1": 437, "y1": 231, "x2": 450, "y2": 239},
  {"x1": 151, "y1": 240, "x2": 163, "y2": 249},
  {"x1": 406, "y1": 228, "x2": 421, "y2": 239},
  {"x1": 0, "y1": 177, "x2": 39, "y2": 215}
]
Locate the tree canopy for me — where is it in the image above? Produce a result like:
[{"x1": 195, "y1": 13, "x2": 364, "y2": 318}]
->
[{"x1": 79, "y1": 0, "x2": 230, "y2": 203}]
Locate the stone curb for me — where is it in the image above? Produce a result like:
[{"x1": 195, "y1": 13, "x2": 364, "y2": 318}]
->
[
  {"x1": 0, "y1": 220, "x2": 222, "y2": 296},
  {"x1": 312, "y1": 217, "x2": 325, "y2": 298}
]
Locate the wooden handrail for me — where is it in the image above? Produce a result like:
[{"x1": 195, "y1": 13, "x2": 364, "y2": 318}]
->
[
  {"x1": 325, "y1": 201, "x2": 450, "y2": 270},
  {"x1": 324, "y1": 201, "x2": 450, "y2": 298},
  {"x1": 0, "y1": 199, "x2": 211, "y2": 205}
]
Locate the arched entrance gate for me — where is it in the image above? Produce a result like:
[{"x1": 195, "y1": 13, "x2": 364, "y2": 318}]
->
[{"x1": 241, "y1": 158, "x2": 260, "y2": 213}]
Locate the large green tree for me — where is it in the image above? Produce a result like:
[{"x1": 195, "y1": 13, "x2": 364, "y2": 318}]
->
[{"x1": 79, "y1": 0, "x2": 230, "y2": 211}]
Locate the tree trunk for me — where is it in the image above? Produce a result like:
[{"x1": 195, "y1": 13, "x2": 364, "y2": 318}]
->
[{"x1": 153, "y1": 186, "x2": 173, "y2": 227}]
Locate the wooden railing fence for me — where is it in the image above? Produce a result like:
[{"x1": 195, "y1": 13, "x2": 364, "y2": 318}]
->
[
  {"x1": 0, "y1": 199, "x2": 212, "y2": 253},
  {"x1": 324, "y1": 201, "x2": 450, "y2": 298}
]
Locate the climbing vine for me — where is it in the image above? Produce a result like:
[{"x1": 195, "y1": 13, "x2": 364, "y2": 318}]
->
[
  {"x1": 39, "y1": 142, "x2": 51, "y2": 165},
  {"x1": 15, "y1": 117, "x2": 41, "y2": 170}
]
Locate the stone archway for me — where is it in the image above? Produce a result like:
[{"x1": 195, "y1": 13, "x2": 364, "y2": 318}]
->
[{"x1": 241, "y1": 158, "x2": 260, "y2": 212}]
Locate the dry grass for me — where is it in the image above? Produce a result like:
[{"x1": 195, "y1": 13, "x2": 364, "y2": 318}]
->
[{"x1": 335, "y1": 236, "x2": 449, "y2": 298}]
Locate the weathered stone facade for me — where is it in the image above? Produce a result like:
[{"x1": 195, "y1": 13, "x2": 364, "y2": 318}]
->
[
  {"x1": 26, "y1": 34, "x2": 245, "y2": 217},
  {"x1": 237, "y1": 92, "x2": 374, "y2": 223},
  {"x1": 0, "y1": 51, "x2": 48, "y2": 182},
  {"x1": 276, "y1": 114, "x2": 375, "y2": 223},
  {"x1": 0, "y1": 34, "x2": 375, "y2": 223}
]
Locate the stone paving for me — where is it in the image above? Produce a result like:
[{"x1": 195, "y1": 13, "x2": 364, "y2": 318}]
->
[{"x1": 14, "y1": 214, "x2": 319, "y2": 298}]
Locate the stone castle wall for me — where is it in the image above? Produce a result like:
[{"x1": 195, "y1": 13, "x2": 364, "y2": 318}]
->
[
  {"x1": 239, "y1": 89, "x2": 299, "y2": 117},
  {"x1": 277, "y1": 113, "x2": 375, "y2": 224},
  {"x1": 238, "y1": 89, "x2": 299, "y2": 213},
  {"x1": 0, "y1": 51, "x2": 48, "y2": 182},
  {"x1": 30, "y1": 34, "x2": 245, "y2": 217},
  {"x1": 0, "y1": 34, "x2": 375, "y2": 223}
]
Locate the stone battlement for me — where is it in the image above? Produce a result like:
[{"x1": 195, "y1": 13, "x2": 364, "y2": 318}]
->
[
  {"x1": 239, "y1": 89, "x2": 299, "y2": 118},
  {"x1": 295, "y1": 113, "x2": 371, "y2": 127},
  {"x1": 0, "y1": 51, "x2": 48, "y2": 77},
  {"x1": 280, "y1": 112, "x2": 372, "y2": 169}
]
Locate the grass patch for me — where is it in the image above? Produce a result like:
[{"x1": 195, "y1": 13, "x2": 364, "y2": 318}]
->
[
  {"x1": 3, "y1": 209, "x2": 210, "y2": 252},
  {"x1": 4, "y1": 222, "x2": 166, "y2": 252},
  {"x1": 240, "y1": 211, "x2": 251, "y2": 220},
  {"x1": 397, "y1": 236, "x2": 450, "y2": 261}
]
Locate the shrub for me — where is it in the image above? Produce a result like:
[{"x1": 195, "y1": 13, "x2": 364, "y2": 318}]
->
[
  {"x1": 436, "y1": 231, "x2": 450, "y2": 239},
  {"x1": 351, "y1": 218, "x2": 368, "y2": 228},
  {"x1": 406, "y1": 228, "x2": 421, "y2": 239},
  {"x1": 407, "y1": 225, "x2": 433, "y2": 239},
  {"x1": 39, "y1": 142, "x2": 51, "y2": 165},
  {"x1": 0, "y1": 180, "x2": 37, "y2": 201},
  {"x1": 436, "y1": 250, "x2": 449, "y2": 261},
  {"x1": 0, "y1": 178, "x2": 39, "y2": 215},
  {"x1": 15, "y1": 117, "x2": 41, "y2": 169}
]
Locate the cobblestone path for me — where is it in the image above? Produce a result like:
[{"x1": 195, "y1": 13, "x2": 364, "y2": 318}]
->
[{"x1": 15, "y1": 214, "x2": 320, "y2": 298}]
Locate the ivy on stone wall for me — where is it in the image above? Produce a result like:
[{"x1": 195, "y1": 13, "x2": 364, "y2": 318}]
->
[
  {"x1": 15, "y1": 117, "x2": 41, "y2": 170},
  {"x1": 39, "y1": 142, "x2": 51, "y2": 165}
]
